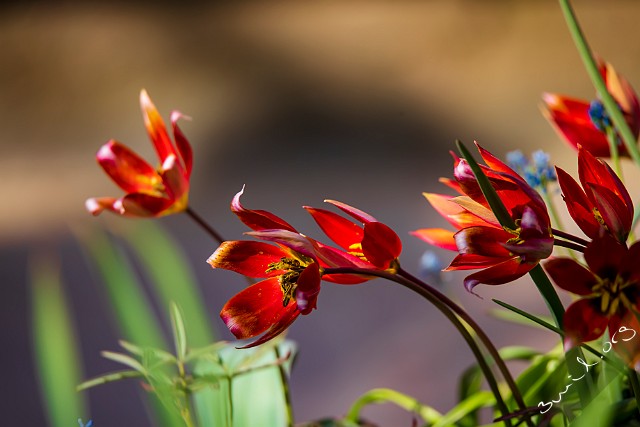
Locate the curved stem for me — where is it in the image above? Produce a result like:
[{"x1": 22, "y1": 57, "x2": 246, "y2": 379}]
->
[
  {"x1": 185, "y1": 206, "x2": 226, "y2": 245},
  {"x1": 274, "y1": 346, "x2": 294, "y2": 427},
  {"x1": 324, "y1": 266, "x2": 532, "y2": 427},
  {"x1": 551, "y1": 228, "x2": 590, "y2": 247},
  {"x1": 553, "y1": 238, "x2": 586, "y2": 253}
]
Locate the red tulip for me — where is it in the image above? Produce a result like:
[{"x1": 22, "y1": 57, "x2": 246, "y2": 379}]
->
[
  {"x1": 542, "y1": 61, "x2": 640, "y2": 157},
  {"x1": 86, "y1": 90, "x2": 192, "y2": 217},
  {"x1": 556, "y1": 146, "x2": 633, "y2": 243},
  {"x1": 544, "y1": 233, "x2": 640, "y2": 349},
  {"x1": 413, "y1": 144, "x2": 553, "y2": 293}
]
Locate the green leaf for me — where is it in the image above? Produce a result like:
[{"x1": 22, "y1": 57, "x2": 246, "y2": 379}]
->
[
  {"x1": 170, "y1": 302, "x2": 188, "y2": 362},
  {"x1": 119, "y1": 340, "x2": 176, "y2": 364},
  {"x1": 77, "y1": 370, "x2": 143, "y2": 391},
  {"x1": 115, "y1": 221, "x2": 216, "y2": 347},
  {"x1": 345, "y1": 387, "x2": 442, "y2": 425},
  {"x1": 101, "y1": 351, "x2": 146, "y2": 373},
  {"x1": 31, "y1": 254, "x2": 88, "y2": 427},
  {"x1": 433, "y1": 391, "x2": 495, "y2": 427},
  {"x1": 491, "y1": 299, "x2": 561, "y2": 334}
]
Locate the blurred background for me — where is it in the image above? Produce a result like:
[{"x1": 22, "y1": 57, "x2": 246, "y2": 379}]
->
[{"x1": 4, "y1": 0, "x2": 640, "y2": 425}]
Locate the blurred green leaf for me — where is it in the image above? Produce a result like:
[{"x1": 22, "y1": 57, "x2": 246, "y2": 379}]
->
[
  {"x1": 77, "y1": 370, "x2": 143, "y2": 391},
  {"x1": 345, "y1": 387, "x2": 442, "y2": 425},
  {"x1": 101, "y1": 351, "x2": 146, "y2": 373},
  {"x1": 433, "y1": 391, "x2": 495, "y2": 427},
  {"x1": 31, "y1": 254, "x2": 87, "y2": 426},
  {"x1": 170, "y1": 302, "x2": 188, "y2": 361},
  {"x1": 116, "y1": 221, "x2": 215, "y2": 347}
]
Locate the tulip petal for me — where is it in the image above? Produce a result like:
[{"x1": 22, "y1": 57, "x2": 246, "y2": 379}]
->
[
  {"x1": 323, "y1": 200, "x2": 377, "y2": 224},
  {"x1": 476, "y1": 142, "x2": 521, "y2": 178},
  {"x1": 96, "y1": 141, "x2": 160, "y2": 194},
  {"x1": 454, "y1": 226, "x2": 513, "y2": 258},
  {"x1": 463, "y1": 257, "x2": 534, "y2": 295},
  {"x1": 85, "y1": 197, "x2": 120, "y2": 216},
  {"x1": 445, "y1": 253, "x2": 502, "y2": 271},
  {"x1": 221, "y1": 277, "x2": 299, "y2": 343},
  {"x1": 579, "y1": 147, "x2": 633, "y2": 212},
  {"x1": 304, "y1": 206, "x2": 363, "y2": 251},
  {"x1": 295, "y1": 263, "x2": 321, "y2": 314},
  {"x1": 544, "y1": 258, "x2": 597, "y2": 296},
  {"x1": 361, "y1": 221, "x2": 402, "y2": 269},
  {"x1": 120, "y1": 193, "x2": 173, "y2": 217},
  {"x1": 563, "y1": 298, "x2": 609, "y2": 348},
  {"x1": 411, "y1": 228, "x2": 457, "y2": 251},
  {"x1": 246, "y1": 229, "x2": 318, "y2": 260},
  {"x1": 140, "y1": 89, "x2": 175, "y2": 163},
  {"x1": 170, "y1": 110, "x2": 193, "y2": 178},
  {"x1": 207, "y1": 241, "x2": 290, "y2": 278},
  {"x1": 231, "y1": 186, "x2": 297, "y2": 232},
  {"x1": 556, "y1": 167, "x2": 601, "y2": 239},
  {"x1": 160, "y1": 154, "x2": 189, "y2": 204},
  {"x1": 583, "y1": 233, "x2": 627, "y2": 277},
  {"x1": 588, "y1": 182, "x2": 632, "y2": 242}
]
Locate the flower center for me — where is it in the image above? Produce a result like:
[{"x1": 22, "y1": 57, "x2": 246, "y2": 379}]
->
[
  {"x1": 265, "y1": 255, "x2": 313, "y2": 307},
  {"x1": 592, "y1": 274, "x2": 634, "y2": 316},
  {"x1": 347, "y1": 242, "x2": 366, "y2": 260}
]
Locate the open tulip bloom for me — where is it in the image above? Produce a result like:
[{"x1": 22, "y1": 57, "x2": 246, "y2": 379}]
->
[
  {"x1": 85, "y1": 90, "x2": 192, "y2": 217},
  {"x1": 79, "y1": 7, "x2": 640, "y2": 425}
]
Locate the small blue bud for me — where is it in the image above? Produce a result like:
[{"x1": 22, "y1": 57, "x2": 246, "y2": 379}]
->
[
  {"x1": 588, "y1": 99, "x2": 613, "y2": 131},
  {"x1": 506, "y1": 150, "x2": 528, "y2": 174},
  {"x1": 419, "y1": 250, "x2": 446, "y2": 287}
]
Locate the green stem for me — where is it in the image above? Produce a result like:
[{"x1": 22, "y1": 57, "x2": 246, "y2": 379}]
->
[
  {"x1": 324, "y1": 266, "x2": 531, "y2": 427},
  {"x1": 554, "y1": 238, "x2": 586, "y2": 253},
  {"x1": 558, "y1": 0, "x2": 640, "y2": 167},
  {"x1": 185, "y1": 206, "x2": 226, "y2": 245},
  {"x1": 274, "y1": 346, "x2": 294, "y2": 427},
  {"x1": 606, "y1": 127, "x2": 623, "y2": 179}
]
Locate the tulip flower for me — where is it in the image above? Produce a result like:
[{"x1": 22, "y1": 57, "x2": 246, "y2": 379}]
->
[
  {"x1": 542, "y1": 61, "x2": 640, "y2": 157},
  {"x1": 556, "y1": 146, "x2": 633, "y2": 243},
  {"x1": 85, "y1": 90, "x2": 192, "y2": 217},
  {"x1": 209, "y1": 187, "x2": 396, "y2": 347},
  {"x1": 413, "y1": 144, "x2": 553, "y2": 293},
  {"x1": 544, "y1": 233, "x2": 640, "y2": 349}
]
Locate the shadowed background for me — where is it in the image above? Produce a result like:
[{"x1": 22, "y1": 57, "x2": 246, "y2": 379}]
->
[{"x1": 3, "y1": 1, "x2": 640, "y2": 425}]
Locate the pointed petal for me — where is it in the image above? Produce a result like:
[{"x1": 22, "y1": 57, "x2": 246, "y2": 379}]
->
[
  {"x1": 476, "y1": 142, "x2": 521, "y2": 177},
  {"x1": 588, "y1": 182, "x2": 632, "y2": 242},
  {"x1": 556, "y1": 167, "x2": 601, "y2": 239},
  {"x1": 237, "y1": 308, "x2": 300, "y2": 349},
  {"x1": 445, "y1": 253, "x2": 502, "y2": 271},
  {"x1": 304, "y1": 206, "x2": 362, "y2": 251},
  {"x1": 450, "y1": 196, "x2": 501, "y2": 227},
  {"x1": 231, "y1": 186, "x2": 297, "y2": 232},
  {"x1": 119, "y1": 193, "x2": 173, "y2": 217},
  {"x1": 361, "y1": 221, "x2": 402, "y2": 269},
  {"x1": 140, "y1": 89, "x2": 175, "y2": 163},
  {"x1": 323, "y1": 200, "x2": 377, "y2": 224},
  {"x1": 411, "y1": 228, "x2": 457, "y2": 251},
  {"x1": 544, "y1": 258, "x2": 597, "y2": 296},
  {"x1": 246, "y1": 229, "x2": 317, "y2": 259},
  {"x1": 221, "y1": 277, "x2": 298, "y2": 342},
  {"x1": 207, "y1": 241, "x2": 289, "y2": 277},
  {"x1": 463, "y1": 257, "x2": 534, "y2": 294},
  {"x1": 85, "y1": 197, "x2": 120, "y2": 216},
  {"x1": 423, "y1": 193, "x2": 496, "y2": 229},
  {"x1": 562, "y1": 299, "x2": 609, "y2": 348},
  {"x1": 579, "y1": 146, "x2": 633, "y2": 212},
  {"x1": 170, "y1": 111, "x2": 193, "y2": 178},
  {"x1": 96, "y1": 141, "x2": 160, "y2": 194},
  {"x1": 542, "y1": 93, "x2": 610, "y2": 157},
  {"x1": 160, "y1": 154, "x2": 189, "y2": 207},
  {"x1": 454, "y1": 226, "x2": 513, "y2": 258},
  {"x1": 295, "y1": 263, "x2": 321, "y2": 314}
]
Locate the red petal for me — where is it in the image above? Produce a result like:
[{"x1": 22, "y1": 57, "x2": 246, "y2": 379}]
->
[
  {"x1": 85, "y1": 197, "x2": 120, "y2": 216},
  {"x1": 445, "y1": 253, "x2": 502, "y2": 271},
  {"x1": 119, "y1": 193, "x2": 173, "y2": 217},
  {"x1": 361, "y1": 221, "x2": 402, "y2": 269},
  {"x1": 221, "y1": 277, "x2": 299, "y2": 342},
  {"x1": 463, "y1": 257, "x2": 535, "y2": 294},
  {"x1": 207, "y1": 241, "x2": 289, "y2": 278},
  {"x1": 231, "y1": 186, "x2": 297, "y2": 232},
  {"x1": 542, "y1": 93, "x2": 611, "y2": 157},
  {"x1": 323, "y1": 200, "x2": 377, "y2": 224},
  {"x1": 237, "y1": 308, "x2": 300, "y2": 349},
  {"x1": 411, "y1": 228, "x2": 457, "y2": 251},
  {"x1": 295, "y1": 263, "x2": 321, "y2": 314},
  {"x1": 160, "y1": 154, "x2": 189, "y2": 205},
  {"x1": 246, "y1": 230, "x2": 318, "y2": 260},
  {"x1": 96, "y1": 141, "x2": 160, "y2": 194},
  {"x1": 423, "y1": 193, "x2": 495, "y2": 229},
  {"x1": 454, "y1": 226, "x2": 512, "y2": 258},
  {"x1": 556, "y1": 167, "x2": 600, "y2": 239},
  {"x1": 563, "y1": 298, "x2": 609, "y2": 348},
  {"x1": 476, "y1": 142, "x2": 520, "y2": 177},
  {"x1": 544, "y1": 258, "x2": 597, "y2": 296},
  {"x1": 579, "y1": 147, "x2": 633, "y2": 212},
  {"x1": 583, "y1": 233, "x2": 627, "y2": 277},
  {"x1": 304, "y1": 206, "x2": 362, "y2": 251},
  {"x1": 170, "y1": 111, "x2": 193, "y2": 178},
  {"x1": 140, "y1": 89, "x2": 175, "y2": 163},
  {"x1": 588, "y1": 182, "x2": 632, "y2": 242}
]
